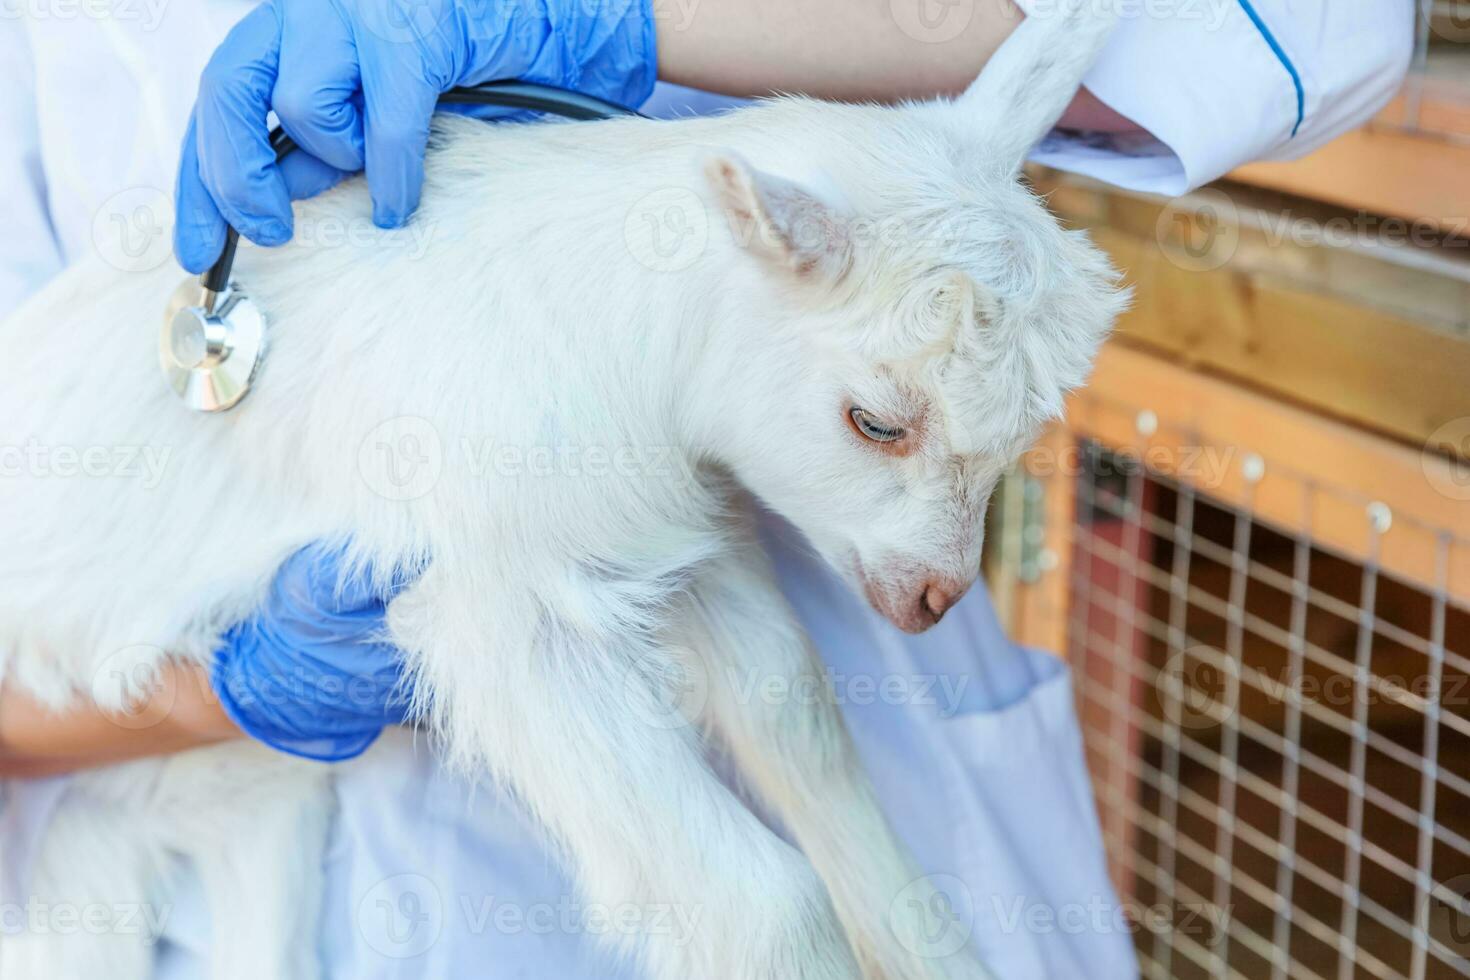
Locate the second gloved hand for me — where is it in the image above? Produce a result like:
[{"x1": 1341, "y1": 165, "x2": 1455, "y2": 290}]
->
[
  {"x1": 211, "y1": 542, "x2": 423, "y2": 762},
  {"x1": 174, "y1": 0, "x2": 659, "y2": 272}
]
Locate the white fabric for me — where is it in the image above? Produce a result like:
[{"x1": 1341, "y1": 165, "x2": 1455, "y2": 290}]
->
[
  {"x1": 0, "y1": 777, "x2": 66, "y2": 928},
  {"x1": 1019, "y1": 0, "x2": 1414, "y2": 195},
  {"x1": 0, "y1": 23, "x2": 64, "y2": 315},
  {"x1": 3, "y1": 2, "x2": 1410, "y2": 975},
  {"x1": 0, "y1": 2, "x2": 257, "y2": 317}
]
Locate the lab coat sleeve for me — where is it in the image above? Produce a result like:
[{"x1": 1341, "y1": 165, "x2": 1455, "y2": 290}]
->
[
  {"x1": 1019, "y1": 0, "x2": 1416, "y2": 196},
  {"x1": 0, "y1": 21, "x2": 65, "y2": 320}
]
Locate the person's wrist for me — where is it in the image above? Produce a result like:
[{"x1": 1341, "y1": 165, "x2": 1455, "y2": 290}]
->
[
  {"x1": 208, "y1": 632, "x2": 281, "y2": 745},
  {"x1": 462, "y1": 0, "x2": 659, "y2": 108},
  {"x1": 593, "y1": 0, "x2": 659, "y2": 107},
  {"x1": 164, "y1": 661, "x2": 245, "y2": 742},
  {"x1": 0, "y1": 658, "x2": 242, "y2": 775}
]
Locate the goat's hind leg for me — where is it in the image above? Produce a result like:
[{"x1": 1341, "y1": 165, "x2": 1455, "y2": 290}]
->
[
  {"x1": 161, "y1": 749, "x2": 333, "y2": 980},
  {"x1": 678, "y1": 546, "x2": 994, "y2": 980},
  {"x1": 0, "y1": 788, "x2": 170, "y2": 980},
  {"x1": 394, "y1": 571, "x2": 861, "y2": 980}
]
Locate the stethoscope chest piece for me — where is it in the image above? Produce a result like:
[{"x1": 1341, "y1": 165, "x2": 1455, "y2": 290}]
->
[
  {"x1": 158, "y1": 81, "x2": 644, "y2": 413},
  {"x1": 160, "y1": 278, "x2": 266, "y2": 413}
]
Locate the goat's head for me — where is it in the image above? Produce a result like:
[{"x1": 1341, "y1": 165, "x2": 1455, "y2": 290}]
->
[{"x1": 696, "y1": 5, "x2": 1128, "y2": 632}]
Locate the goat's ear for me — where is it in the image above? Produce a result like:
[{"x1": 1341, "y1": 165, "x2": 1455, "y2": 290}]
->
[
  {"x1": 953, "y1": 2, "x2": 1118, "y2": 174},
  {"x1": 703, "y1": 153, "x2": 852, "y2": 283}
]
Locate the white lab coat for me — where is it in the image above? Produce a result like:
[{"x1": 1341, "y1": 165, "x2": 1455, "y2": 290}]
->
[{"x1": 0, "y1": 3, "x2": 1411, "y2": 977}]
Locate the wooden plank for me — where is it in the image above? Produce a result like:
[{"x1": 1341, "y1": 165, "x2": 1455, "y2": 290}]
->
[
  {"x1": 1068, "y1": 344, "x2": 1470, "y2": 603},
  {"x1": 1232, "y1": 126, "x2": 1470, "y2": 233},
  {"x1": 1028, "y1": 173, "x2": 1470, "y2": 452},
  {"x1": 1009, "y1": 424, "x2": 1077, "y2": 657},
  {"x1": 1376, "y1": 87, "x2": 1470, "y2": 143},
  {"x1": 1094, "y1": 226, "x2": 1470, "y2": 448}
]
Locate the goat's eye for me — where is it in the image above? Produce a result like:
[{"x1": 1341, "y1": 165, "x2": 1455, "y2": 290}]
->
[{"x1": 850, "y1": 407, "x2": 905, "y2": 444}]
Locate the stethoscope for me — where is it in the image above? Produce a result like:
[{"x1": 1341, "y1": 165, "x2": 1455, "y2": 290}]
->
[{"x1": 160, "y1": 81, "x2": 644, "y2": 412}]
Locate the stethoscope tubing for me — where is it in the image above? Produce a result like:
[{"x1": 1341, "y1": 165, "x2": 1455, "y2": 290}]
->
[{"x1": 200, "y1": 80, "x2": 647, "y2": 293}]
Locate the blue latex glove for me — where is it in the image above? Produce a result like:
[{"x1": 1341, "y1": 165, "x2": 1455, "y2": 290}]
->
[
  {"x1": 211, "y1": 542, "x2": 421, "y2": 761},
  {"x1": 173, "y1": 0, "x2": 658, "y2": 272}
]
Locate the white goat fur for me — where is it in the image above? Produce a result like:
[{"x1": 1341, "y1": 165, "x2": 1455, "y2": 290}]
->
[{"x1": 0, "y1": 8, "x2": 1126, "y2": 979}]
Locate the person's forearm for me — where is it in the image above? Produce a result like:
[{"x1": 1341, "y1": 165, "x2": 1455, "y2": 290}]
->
[
  {"x1": 655, "y1": 0, "x2": 1137, "y2": 130},
  {"x1": 0, "y1": 661, "x2": 241, "y2": 776},
  {"x1": 657, "y1": 0, "x2": 1024, "y2": 100}
]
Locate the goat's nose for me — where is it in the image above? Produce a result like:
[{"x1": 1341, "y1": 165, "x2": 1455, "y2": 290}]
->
[{"x1": 921, "y1": 582, "x2": 965, "y2": 623}]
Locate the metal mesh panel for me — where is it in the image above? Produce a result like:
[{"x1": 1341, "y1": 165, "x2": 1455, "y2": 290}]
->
[{"x1": 1062, "y1": 434, "x2": 1470, "y2": 980}]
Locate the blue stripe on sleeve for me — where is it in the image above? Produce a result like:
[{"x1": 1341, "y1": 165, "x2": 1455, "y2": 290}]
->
[{"x1": 1235, "y1": 0, "x2": 1306, "y2": 137}]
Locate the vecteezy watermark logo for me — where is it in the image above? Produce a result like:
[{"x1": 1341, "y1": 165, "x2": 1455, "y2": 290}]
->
[
  {"x1": 355, "y1": 887, "x2": 704, "y2": 949},
  {"x1": 624, "y1": 187, "x2": 709, "y2": 273},
  {"x1": 0, "y1": 439, "x2": 172, "y2": 488},
  {"x1": 889, "y1": 873, "x2": 975, "y2": 959},
  {"x1": 1426, "y1": 875, "x2": 1470, "y2": 958},
  {"x1": 1026, "y1": 0, "x2": 1233, "y2": 32},
  {"x1": 727, "y1": 667, "x2": 972, "y2": 719},
  {"x1": 1253, "y1": 210, "x2": 1464, "y2": 251},
  {"x1": 1423, "y1": 417, "x2": 1470, "y2": 502},
  {"x1": 359, "y1": 874, "x2": 444, "y2": 960},
  {"x1": 990, "y1": 894, "x2": 1230, "y2": 942},
  {"x1": 624, "y1": 650, "x2": 709, "y2": 730},
  {"x1": 1154, "y1": 187, "x2": 1240, "y2": 272},
  {"x1": 356, "y1": 0, "x2": 450, "y2": 44},
  {"x1": 358, "y1": 416, "x2": 444, "y2": 501},
  {"x1": 1428, "y1": 0, "x2": 1470, "y2": 43},
  {"x1": 0, "y1": 899, "x2": 172, "y2": 941},
  {"x1": 648, "y1": 0, "x2": 701, "y2": 32},
  {"x1": 459, "y1": 439, "x2": 687, "y2": 485},
  {"x1": 456, "y1": 895, "x2": 703, "y2": 944},
  {"x1": 1023, "y1": 440, "x2": 1238, "y2": 491},
  {"x1": 0, "y1": 0, "x2": 170, "y2": 31},
  {"x1": 889, "y1": 0, "x2": 975, "y2": 44},
  {"x1": 92, "y1": 186, "x2": 173, "y2": 273},
  {"x1": 1159, "y1": 645, "x2": 1233, "y2": 731},
  {"x1": 90, "y1": 644, "x2": 175, "y2": 731},
  {"x1": 293, "y1": 214, "x2": 437, "y2": 261}
]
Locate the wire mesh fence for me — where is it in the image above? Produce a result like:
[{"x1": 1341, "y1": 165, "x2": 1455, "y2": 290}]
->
[
  {"x1": 988, "y1": 9, "x2": 1470, "y2": 975},
  {"x1": 1057, "y1": 430, "x2": 1470, "y2": 980}
]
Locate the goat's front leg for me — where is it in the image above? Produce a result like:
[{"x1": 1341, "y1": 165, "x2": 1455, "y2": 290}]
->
[
  {"x1": 390, "y1": 568, "x2": 860, "y2": 980},
  {"x1": 674, "y1": 545, "x2": 995, "y2": 980}
]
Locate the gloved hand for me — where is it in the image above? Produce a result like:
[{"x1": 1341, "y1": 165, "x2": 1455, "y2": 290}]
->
[
  {"x1": 173, "y1": 0, "x2": 658, "y2": 272},
  {"x1": 211, "y1": 542, "x2": 422, "y2": 761}
]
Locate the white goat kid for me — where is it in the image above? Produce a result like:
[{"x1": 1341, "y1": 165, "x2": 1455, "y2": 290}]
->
[{"x1": 0, "y1": 6, "x2": 1125, "y2": 980}]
